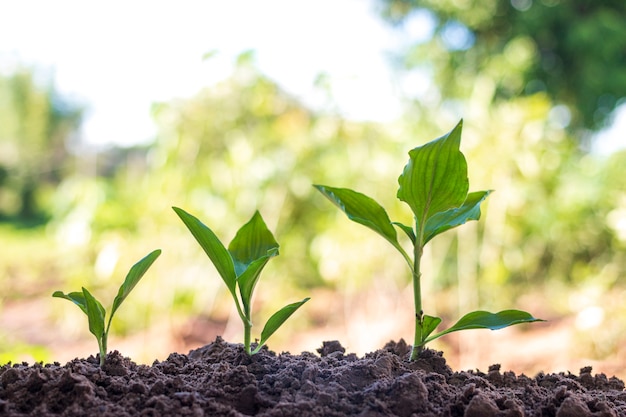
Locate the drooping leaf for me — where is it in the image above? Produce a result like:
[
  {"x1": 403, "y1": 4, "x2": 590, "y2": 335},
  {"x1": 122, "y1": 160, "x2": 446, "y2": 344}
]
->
[
  {"x1": 314, "y1": 185, "x2": 407, "y2": 255},
  {"x1": 423, "y1": 190, "x2": 491, "y2": 244},
  {"x1": 392, "y1": 221, "x2": 416, "y2": 244},
  {"x1": 424, "y1": 310, "x2": 544, "y2": 344},
  {"x1": 255, "y1": 297, "x2": 310, "y2": 353},
  {"x1": 109, "y1": 249, "x2": 161, "y2": 327},
  {"x1": 173, "y1": 207, "x2": 237, "y2": 297},
  {"x1": 228, "y1": 211, "x2": 279, "y2": 276},
  {"x1": 81, "y1": 287, "x2": 106, "y2": 341},
  {"x1": 236, "y1": 249, "x2": 278, "y2": 313},
  {"x1": 397, "y1": 120, "x2": 469, "y2": 228},
  {"x1": 421, "y1": 314, "x2": 442, "y2": 343},
  {"x1": 52, "y1": 291, "x2": 89, "y2": 315}
]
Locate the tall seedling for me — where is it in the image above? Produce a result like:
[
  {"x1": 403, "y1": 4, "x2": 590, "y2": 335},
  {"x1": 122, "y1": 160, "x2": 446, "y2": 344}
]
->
[
  {"x1": 53, "y1": 249, "x2": 161, "y2": 366},
  {"x1": 315, "y1": 120, "x2": 542, "y2": 360},
  {"x1": 174, "y1": 207, "x2": 309, "y2": 355}
]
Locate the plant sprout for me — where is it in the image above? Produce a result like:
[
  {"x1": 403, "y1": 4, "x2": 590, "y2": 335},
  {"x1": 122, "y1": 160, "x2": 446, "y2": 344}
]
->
[
  {"x1": 173, "y1": 207, "x2": 309, "y2": 355},
  {"x1": 315, "y1": 120, "x2": 543, "y2": 361},
  {"x1": 53, "y1": 249, "x2": 161, "y2": 366}
]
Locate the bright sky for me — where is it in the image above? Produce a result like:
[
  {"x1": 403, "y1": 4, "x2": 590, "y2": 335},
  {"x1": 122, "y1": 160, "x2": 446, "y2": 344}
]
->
[
  {"x1": 0, "y1": 0, "x2": 423, "y2": 147},
  {"x1": 0, "y1": 0, "x2": 623, "y2": 153},
  {"x1": 593, "y1": 104, "x2": 626, "y2": 155}
]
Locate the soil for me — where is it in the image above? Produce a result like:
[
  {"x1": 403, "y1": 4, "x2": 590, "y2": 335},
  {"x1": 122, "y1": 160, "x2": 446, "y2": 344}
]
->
[{"x1": 0, "y1": 337, "x2": 624, "y2": 417}]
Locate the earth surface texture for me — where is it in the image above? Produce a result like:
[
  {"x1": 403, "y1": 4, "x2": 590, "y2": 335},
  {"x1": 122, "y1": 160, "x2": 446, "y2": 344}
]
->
[{"x1": 0, "y1": 337, "x2": 624, "y2": 416}]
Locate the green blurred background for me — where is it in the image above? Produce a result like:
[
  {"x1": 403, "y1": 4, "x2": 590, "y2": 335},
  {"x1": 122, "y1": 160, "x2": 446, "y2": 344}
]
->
[{"x1": 1, "y1": 1, "x2": 625, "y2": 379}]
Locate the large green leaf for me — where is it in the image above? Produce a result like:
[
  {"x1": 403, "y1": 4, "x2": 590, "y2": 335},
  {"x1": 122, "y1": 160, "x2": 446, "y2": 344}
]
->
[
  {"x1": 397, "y1": 120, "x2": 469, "y2": 228},
  {"x1": 52, "y1": 290, "x2": 88, "y2": 315},
  {"x1": 109, "y1": 249, "x2": 161, "y2": 327},
  {"x1": 173, "y1": 207, "x2": 237, "y2": 297},
  {"x1": 81, "y1": 287, "x2": 106, "y2": 341},
  {"x1": 314, "y1": 185, "x2": 407, "y2": 255},
  {"x1": 236, "y1": 250, "x2": 278, "y2": 313},
  {"x1": 254, "y1": 297, "x2": 310, "y2": 353},
  {"x1": 423, "y1": 191, "x2": 491, "y2": 244},
  {"x1": 424, "y1": 310, "x2": 544, "y2": 344},
  {"x1": 228, "y1": 211, "x2": 279, "y2": 276}
]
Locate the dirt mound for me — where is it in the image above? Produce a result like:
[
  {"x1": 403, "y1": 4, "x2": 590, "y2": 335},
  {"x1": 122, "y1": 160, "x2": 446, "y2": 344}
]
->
[{"x1": 0, "y1": 337, "x2": 624, "y2": 416}]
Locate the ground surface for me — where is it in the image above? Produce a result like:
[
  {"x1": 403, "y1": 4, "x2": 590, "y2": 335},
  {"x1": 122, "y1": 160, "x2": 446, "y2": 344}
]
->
[{"x1": 1, "y1": 337, "x2": 624, "y2": 416}]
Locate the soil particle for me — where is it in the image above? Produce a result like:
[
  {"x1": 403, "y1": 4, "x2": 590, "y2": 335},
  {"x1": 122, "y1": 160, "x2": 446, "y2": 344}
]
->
[{"x1": 0, "y1": 337, "x2": 624, "y2": 416}]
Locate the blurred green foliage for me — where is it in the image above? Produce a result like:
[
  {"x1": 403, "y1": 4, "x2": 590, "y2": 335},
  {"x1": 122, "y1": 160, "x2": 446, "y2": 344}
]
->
[
  {"x1": 379, "y1": 0, "x2": 626, "y2": 132},
  {"x1": 0, "y1": 66, "x2": 82, "y2": 223}
]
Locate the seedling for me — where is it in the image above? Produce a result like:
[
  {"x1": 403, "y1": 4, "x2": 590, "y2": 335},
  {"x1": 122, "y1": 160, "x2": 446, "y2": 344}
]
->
[
  {"x1": 53, "y1": 249, "x2": 161, "y2": 366},
  {"x1": 315, "y1": 120, "x2": 543, "y2": 360},
  {"x1": 173, "y1": 207, "x2": 310, "y2": 355}
]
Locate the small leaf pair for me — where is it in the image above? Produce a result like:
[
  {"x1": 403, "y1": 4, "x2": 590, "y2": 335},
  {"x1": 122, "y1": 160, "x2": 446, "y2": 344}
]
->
[
  {"x1": 173, "y1": 207, "x2": 309, "y2": 355},
  {"x1": 53, "y1": 250, "x2": 161, "y2": 366},
  {"x1": 315, "y1": 120, "x2": 543, "y2": 360}
]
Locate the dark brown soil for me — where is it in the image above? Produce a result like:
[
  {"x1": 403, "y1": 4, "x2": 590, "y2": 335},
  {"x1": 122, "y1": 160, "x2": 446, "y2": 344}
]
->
[{"x1": 0, "y1": 337, "x2": 624, "y2": 416}]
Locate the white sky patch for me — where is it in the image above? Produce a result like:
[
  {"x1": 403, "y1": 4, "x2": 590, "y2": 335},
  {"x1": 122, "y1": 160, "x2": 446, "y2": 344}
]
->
[
  {"x1": 0, "y1": 0, "x2": 407, "y2": 146},
  {"x1": 592, "y1": 103, "x2": 626, "y2": 155}
]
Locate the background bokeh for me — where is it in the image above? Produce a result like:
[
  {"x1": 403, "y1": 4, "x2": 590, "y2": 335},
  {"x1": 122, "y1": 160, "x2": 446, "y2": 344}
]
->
[{"x1": 1, "y1": 1, "x2": 625, "y2": 380}]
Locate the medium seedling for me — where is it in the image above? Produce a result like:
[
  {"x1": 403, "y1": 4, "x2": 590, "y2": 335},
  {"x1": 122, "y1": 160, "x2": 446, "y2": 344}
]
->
[
  {"x1": 173, "y1": 207, "x2": 309, "y2": 355},
  {"x1": 315, "y1": 120, "x2": 543, "y2": 360},
  {"x1": 53, "y1": 249, "x2": 161, "y2": 366}
]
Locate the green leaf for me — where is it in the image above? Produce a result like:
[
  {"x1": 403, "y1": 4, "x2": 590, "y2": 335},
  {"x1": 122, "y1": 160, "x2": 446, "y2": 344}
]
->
[
  {"x1": 314, "y1": 185, "x2": 405, "y2": 253},
  {"x1": 108, "y1": 249, "x2": 161, "y2": 331},
  {"x1": 421, "y1": 314, "x2": 442, "y2": 342},
  {"x1": 424, "y1": 310, "x2": 544, "y2": 344},
  {"x1": 392, "y1": 221, "x2": 416, "y2": 244},
  {"x1": 397, "y1": 120, "x2": 469, "y2": 227},
  {"x1": 236, "y1": 250, "x2": 277, "y2": 313},
  {"x1": 173, "y1": 207, "x2": 237, "y2": 297},
  {"x1": 53, "y1": 290, "x2": 88, "y2": 315},
  {"x1": 254, "y1": 297, "x2": 310, "y2": 353},
  {"x1": 81, "y1": 287, "x2": 106, "y2": 341},
  {"x1": 228, "y1": 211, "x2": 279, "y2": 276},
  {"x1": 423, "y1": 190, "x2": 491, "y2": 244}
]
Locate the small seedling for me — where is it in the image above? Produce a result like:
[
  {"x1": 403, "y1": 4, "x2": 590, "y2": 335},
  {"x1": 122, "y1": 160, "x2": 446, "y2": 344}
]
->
[
  {"x1": 173, "y1": 207, "x2": 309, "y2": 355},
  {"x1": 315, "y1": 120, "x2": 543, "y2": 360},
  {"x1": 53, "y1": 249, "x2": 161, "y2": 366}
]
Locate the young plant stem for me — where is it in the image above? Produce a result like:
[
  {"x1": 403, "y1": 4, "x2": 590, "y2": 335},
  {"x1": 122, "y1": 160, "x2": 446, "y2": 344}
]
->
[
  {"x1": 410, "y1": 225, "x2": 426, "y2": 361},
  {"x1": 411, "y1": 251, "x2": 424, "y2": 360},
  {"x1": 243, "y1": 324, "x2": 251, "y2": 354},
  {"x1": 98, "y1": 336, "x2": 107, "y2": 367},
  {"x1": 97, "y1": 314, "x2": 117, "y2": 366},
  {"x1": 231, "y1": 291, "x2": 253, "y2": 354},
  {"x1": 243, "y1": 306, "x2": 252, "y2": 355}
]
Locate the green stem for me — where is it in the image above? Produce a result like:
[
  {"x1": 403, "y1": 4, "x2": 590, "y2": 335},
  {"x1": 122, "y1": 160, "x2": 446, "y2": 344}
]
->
[
  {"x1": 243, "y1": 304, "x2": 252, "y2": 355},
  {"x1": 233, "y1": 291, "x2": 253, "y2": 355},
  {"x1": 98, "y1": 333, "x2": 107, "y2": 367},
  {"x1": 243, "y1": 322, "x2": 252, "y2": 355},
  {"x1": 101, "y1": 315, "x2": 116, "y2": 367},
  {"x1": 410, "y1": 223, "x2": 426, "y2": 361}
]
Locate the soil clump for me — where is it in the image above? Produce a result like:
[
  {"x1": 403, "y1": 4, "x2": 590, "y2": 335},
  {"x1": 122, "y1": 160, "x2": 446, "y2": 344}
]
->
[{"x1": 0, "y1": 337, "x2": 624, "y2": 416}]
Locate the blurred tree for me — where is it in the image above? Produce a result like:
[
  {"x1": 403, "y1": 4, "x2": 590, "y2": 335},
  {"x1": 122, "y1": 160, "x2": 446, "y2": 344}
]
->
[
  {"x1": 0, "y1": 66, "x2": 82, "y2": 223},
  {"x1": 379, "y1": 0, "x2": 626, "y2": 133}
]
